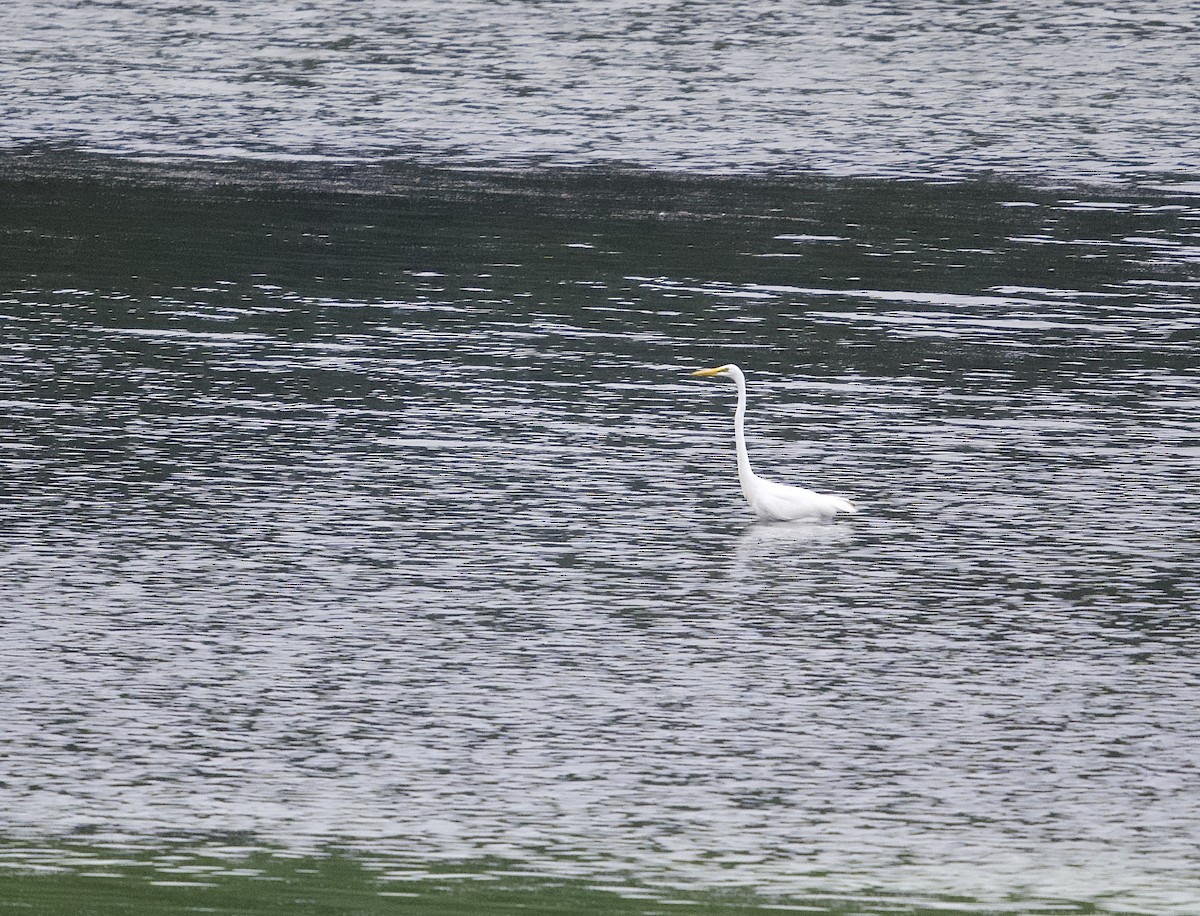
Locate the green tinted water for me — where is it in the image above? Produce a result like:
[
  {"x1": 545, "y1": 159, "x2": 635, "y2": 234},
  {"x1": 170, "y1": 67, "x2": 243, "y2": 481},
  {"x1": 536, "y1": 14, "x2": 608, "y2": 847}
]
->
[{"x1": 0, "y1": 843, "x2": 1105, "y2": 916}]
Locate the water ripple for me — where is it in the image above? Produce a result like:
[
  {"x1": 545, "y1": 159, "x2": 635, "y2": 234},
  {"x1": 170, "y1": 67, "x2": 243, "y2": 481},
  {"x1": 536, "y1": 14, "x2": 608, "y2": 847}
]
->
[
  {"x1": 3, "y1": 0, "x2": 1200, "y2": 181},
  {"x1": 2, "y1": 169, "x2": 1199, "y2": 914}
]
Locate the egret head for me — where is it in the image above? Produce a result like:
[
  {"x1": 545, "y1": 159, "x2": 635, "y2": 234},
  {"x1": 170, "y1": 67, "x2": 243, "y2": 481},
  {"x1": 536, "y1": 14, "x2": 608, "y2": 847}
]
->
[{"x1": 690, "y1": 363, "x2": 740, "y2": 380}]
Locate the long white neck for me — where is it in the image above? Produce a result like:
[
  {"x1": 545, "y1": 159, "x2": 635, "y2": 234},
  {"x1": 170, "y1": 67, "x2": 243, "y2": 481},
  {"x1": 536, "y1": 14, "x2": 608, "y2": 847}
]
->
[{"x1": 730, "y1": 367, "x2": 756, "y2": 496}]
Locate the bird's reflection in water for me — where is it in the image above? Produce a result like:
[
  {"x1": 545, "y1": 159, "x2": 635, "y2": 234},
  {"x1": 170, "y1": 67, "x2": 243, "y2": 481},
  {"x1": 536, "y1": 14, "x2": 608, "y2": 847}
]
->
[
  {"x1": 740, "y1": 519, "x2": 852, "y2": 549},
  {"x1": 727, "y1": 519, "x2": 852, "y2": 583}
]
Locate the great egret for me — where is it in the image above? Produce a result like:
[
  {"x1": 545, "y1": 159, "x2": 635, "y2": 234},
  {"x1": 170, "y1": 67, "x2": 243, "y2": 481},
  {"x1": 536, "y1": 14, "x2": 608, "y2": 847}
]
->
[{"x1": 691, "y1": 364, "x2": 857, "y2": 522}]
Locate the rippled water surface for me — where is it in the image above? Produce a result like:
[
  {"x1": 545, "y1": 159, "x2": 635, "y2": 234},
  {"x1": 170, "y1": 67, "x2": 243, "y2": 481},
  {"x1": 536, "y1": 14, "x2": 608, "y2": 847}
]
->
[
  {"x1": 4, "y1": 0, "x2": 1200, "y2": 181},
  {"x1": 2, "y1": 162, "x2": 1199, "y2": 914}
]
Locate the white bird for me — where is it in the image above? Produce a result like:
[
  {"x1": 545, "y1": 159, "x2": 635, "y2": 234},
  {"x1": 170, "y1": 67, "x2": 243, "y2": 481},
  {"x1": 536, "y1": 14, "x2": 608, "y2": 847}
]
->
[{"x1": 690, "y1": 363, "x2": 857, "y2": 522}]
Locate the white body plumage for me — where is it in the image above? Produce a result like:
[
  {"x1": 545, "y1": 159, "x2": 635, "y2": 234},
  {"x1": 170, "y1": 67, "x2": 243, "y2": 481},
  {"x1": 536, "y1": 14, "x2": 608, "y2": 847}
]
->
[{"x1": 691, "y1": 363, "x2": 857, "y2": 522}]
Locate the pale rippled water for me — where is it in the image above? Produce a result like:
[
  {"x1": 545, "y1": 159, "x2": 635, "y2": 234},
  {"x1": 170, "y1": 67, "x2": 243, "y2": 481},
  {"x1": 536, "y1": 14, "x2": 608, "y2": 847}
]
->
[
  {"x1": 2, "y1": 169, "x2": 1200, "y2": 913},
  {"x1": 3, "y1": 0, "x2": 1200, "y2": 181}
]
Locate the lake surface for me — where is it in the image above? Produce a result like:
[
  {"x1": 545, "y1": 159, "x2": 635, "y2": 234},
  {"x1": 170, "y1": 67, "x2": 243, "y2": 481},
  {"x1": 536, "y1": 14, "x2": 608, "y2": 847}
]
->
[
  {"x1": 3, "y1": 1, "x2": 1200, "y2": 914},
  {"x1": 4, "y1": 0, "x2": 1200, "y2": 182},
  {"x1": 3, "y1": 161, "x2": 1199, "y2": 915}
]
